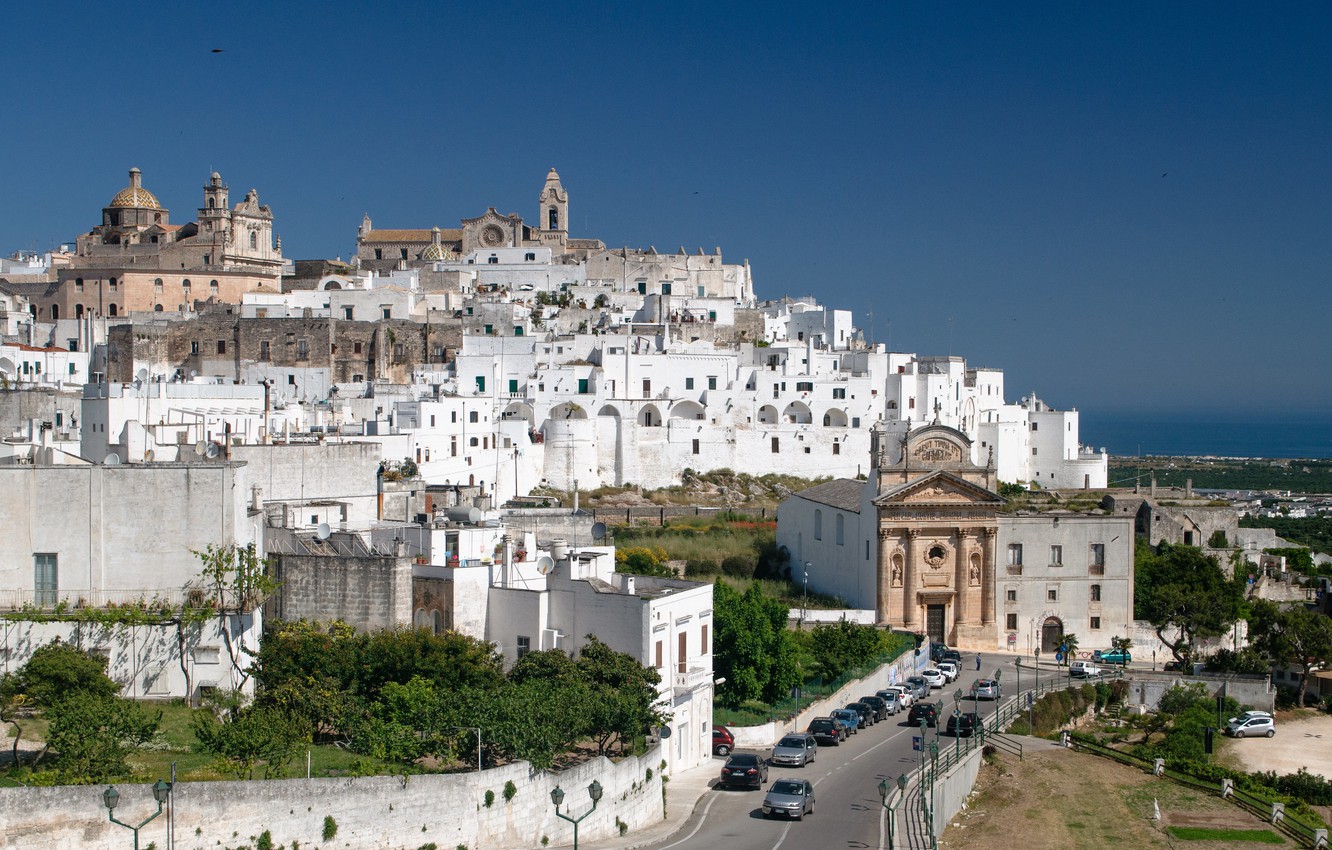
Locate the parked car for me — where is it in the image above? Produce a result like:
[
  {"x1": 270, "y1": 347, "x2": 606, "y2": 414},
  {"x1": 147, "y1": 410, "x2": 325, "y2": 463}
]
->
[
  {"x1": 719, "y1": 753, "x2": 769, "y2": 789},
  {"x1": 807, "y1": 717, "x2": 845, "y2": 746},
  {"x1": 859, "y1": 694, "x2": 891, "y2": 721},
  {"x1": 906, "y1": 676, "x2": 930, "y2": 699},
  {"x1": 771, "y1": 733, "x2": 817, "y2": 767},
  {"x1": 1096, "y1": 648, "x2": 1132, "y2": 665},
  {"x1": 930, "y1": 642, "x2": 950, "y2": 663},
  {"x1": 713, "y1": 725, "x2": 735, "y2": 756},
  {"x1": 1069, "y1": 659, "x2": 1102, "y2": 678},
  {"x1": 946, "y1": 711, "x2": 982, "y2": 737},
  {"x1": 921, "y1": 668, "x2": 947, "y2": 689},
  {"x1": 881, "y1": 685, "x2": 913, "y2": 709},
  {"x1": 846, "y1": 702, "x2": 876, "y2": 726},
  {"x1": 1225, "y1": 713, "x2": 1275, "y2": 738},
  {"x1": 941, "y1": 649, "x2": 963, "y2": 666},
  {"x1": 937, "y1": 660, "x2": 960, "y2": 683},
  {"x1": 762, "y1": 778, "x2": 816, "y2": 820},
  {"x1": 1162, "y1": 660, "x2": 1183, "y2": 672},
  {"x1": 876, "y1": 689, "x2": 904, "y2": 715},
  {"x1": 971, "y1": 678, "x2": 1002, "y2": 700},
  {"x1": 1228, "y1": 710, "x2": 1273, "y2": 724},
  {"x1": 908, "y1": 702, "x2": 942, "y2": 727},
  {"x1": 831, "y1": 708, "x2": 863, "y2": 733}
]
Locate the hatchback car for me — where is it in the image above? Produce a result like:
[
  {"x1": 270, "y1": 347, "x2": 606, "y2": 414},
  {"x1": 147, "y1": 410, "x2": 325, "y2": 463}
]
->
[
  {"x1": 946, "y1": 711, "x2": 982, "y2": 737},
  {"x1": 762, "y1": 778, "x2": 816, "y2": 820},
  {"x1": 930, "y1": 642, "x2": 949, "y2": 663},
  {"x1": 859, "y1": 694, "x2": 891, "y2": 721},
  {"x1": 719, "y1": 753, "x2": 769, "y2": 789},
  {"x1": 876, "y1": 689, "x2": 903, "y2": 715},
  {"x1": 831, "y1": 708, "x2": 863, "y2": 733},
  {"x1": 881, "y1": 685, "x2": 913, "y2": 709},
  {"x1": 937, "y1": 661, "x2": 960, "y2": 683},
  {"x1": 941, "y1": 649, "x2": 963, "y2": 667},
  {"x1": 712, "y1": 725, "x2": 735, "y2": 756},
  {"x1": 807, "y1": 717, "x2": 845, "y2": 746},
  {"x1": 921, "y1": 668, "x2": 947, "y2": 689},
  {"x1": 846, "y1": 701, "x2": 877, "y2": 726},
  {"x1": 971, "y1": 678, "x2": 1001, "y2": 700},
  {"x1": 1097, "y1": 648, "x2": 1132, "y2": 665},
  {"x1": 771, "y1": 733, "x2": 817, "y2": 768},
  {"x1": 906, "y1": 676, "x2": 930, "y2": 699},
  {"x1": 908, "y1": 702, "x2": 941, "y2": 727},
  {"x1": 1225, "y1": 714, "x2": 1276, "y2": 738}
]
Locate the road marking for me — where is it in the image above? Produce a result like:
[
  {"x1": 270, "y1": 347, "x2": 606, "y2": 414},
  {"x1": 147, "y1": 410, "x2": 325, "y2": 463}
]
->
[
  {"x1": 657, "y1": 789, "x2": 721, "y2": 850},
  {"x1": 768, "y1": 822, "x2": 793, "y2": 850}
]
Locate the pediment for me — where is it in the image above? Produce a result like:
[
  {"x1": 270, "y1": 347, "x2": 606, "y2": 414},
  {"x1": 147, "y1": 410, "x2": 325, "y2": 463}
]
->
[{"x1": 874, "y1": 470, "x2": 1001, "y2": 507}]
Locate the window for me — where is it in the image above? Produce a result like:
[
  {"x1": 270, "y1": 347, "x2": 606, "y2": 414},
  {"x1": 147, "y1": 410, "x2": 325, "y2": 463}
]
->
[
  {"x1": 698, "y1": 285, "x2": 705, "y2": 297},
  {"x1": 509, "y1": 379, "x2": 519, "y2": 394},
  {"x1": 154, "y1": 277, "x2": 163, "y2": 294},
  {"x1": 1007, "y1": 544, "x2": 1023, "y2": 566},
  {"x1": 526, "y1": 252, "x2": 536, "y2": 261},
  {"x1": 1050, "y1": 545, "x2": 1063, "y2": 566},
  {"x1": 216, "y1": 340, "x2": 226, "y2": 354},
  {"x1": 75, "y1": 277, "x2": 84, "y2": 292},
  {"x1": 852, "y1": 417, "x2": 860, "y2": 428},
  {"x1": 1006, "y1": 588, "x2": 1017, "y2": 602},
  {"x1": 1090, "y1": 617, "x2": 1101, "y2": 630},
  {"x1": 516, "y1": 635, "x2": 531, "y2": 659},
  {"x1": 832, "y1": 442, "x2": 840, "y2": 455},
  {"x1": 642, "y1": 379, "x2": 651, "y2": 397},
  {"x1": 909, "y1": 397, "x2": 916, "y2": 409},
  {"x1": 108, "y1": 277, "x2": 117, "y2": 291},
  {"x1": 400, "y1": 248, "x2": 409, "y2": 259},
  {"x1": 692, "y1": 438, "x2": 699, "y2": 455},
  {"x1": 637, "y1": 281, "x2": 646, "y2": 294},
  {"x1": 394, "y1": 343, "x2": 404, "y2": 357},
  {"x1": 1090, "y1": 584, "x2": 1102, "y2": 602},
  {"x1": 796, "y1": 381, "x2": 813, "y2": 392},
  {"x1": 1006, "y1": 613, "x2": 1019, "y2": 630},
  {"x1": 701, "y1": 624, "x2": 709, "y2": 653},
  {"x1": 297, "y1": 339, "x2": 309, "y2": 360},
  {"x1": 1090, "y1": 544, "x2": 1105, "y2": 567},
  {"x1": 685, "y1": 377, "x2": 694, "y2": 390},
  {"x1": 488, "y1": 256, "x2": 499, "y2": 265},
  {"x1": 1031, "y1": 422, "x2": 1039, "y2": 431},
  {"x1": 375, "y1": 248, "x2": 383, "y2": 260},
  {"x1": 209, "y1": 280, "x2": 219, "y2": 296},
  {"x1": 835, "y1": 514, "x2": 844, "y2": 545},
  {"x1": 832, "y1": 387, "x2": 846, "y2": 399},
  {"x1": 31, "y1": 552, "x2": 59, "y2": 607},
  {"x1": 814, "y1": 510, "x2": 822, "y2": 540},
  {"x1": 182, "y1": 278, "x2": 191, "y2": 292},
  {"x1": 661, "y1": 282, "x2": 672, "y2": 295},
  {"x1": 108, "y1": 304, "x2": 117, "y2": 317},
  {"x1": 475, "y1": 376, "x2": 485, "y2": 393},
  {"x1": 1032, "y1": 447, "x2": 1038, "y2": 456},
  {"x1": 678, "y1": 632, "x2": 688, "y2": 673},
  {"x1": 1047, "y1": 587, "x2": 1058, "y2": 602},
  {"x1": 469, "y1": 411, "x2": 479, "y2": 423},
  {"x1": 771, "y1": 436, "x2": 779, "y2": 453},
  {"x1": 655, "y1": 640, "x2": 663, "y2": 669},
  {"x1": 250, "y1": 232, "x2": 258, "y2": 250},
  {"x1": 259, "y1": 340, "x2": 270, "y2": 361}
]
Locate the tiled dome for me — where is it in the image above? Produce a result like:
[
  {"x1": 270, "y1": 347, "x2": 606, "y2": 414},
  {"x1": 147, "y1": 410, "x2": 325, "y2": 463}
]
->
[{"x1": 108, "y1": 168, "x2": 162, "y2": 210}]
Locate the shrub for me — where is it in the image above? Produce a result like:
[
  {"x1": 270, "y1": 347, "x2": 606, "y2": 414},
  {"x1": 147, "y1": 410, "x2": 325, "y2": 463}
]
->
[
  {"x1": 484, "y1": 789, "x2": 495, "y2": 808},
  {"x1": 322, "y1": 816, "x2": 338, "y2": 841},
  {"x1": 503, "y1": 780, "x2": 517, "y2": 802}
]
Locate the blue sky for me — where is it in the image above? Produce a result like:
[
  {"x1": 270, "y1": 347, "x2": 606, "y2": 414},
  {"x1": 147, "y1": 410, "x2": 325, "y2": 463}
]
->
[{"x1": 4, "y1": 2, "x2": 1329, "y2": 421}]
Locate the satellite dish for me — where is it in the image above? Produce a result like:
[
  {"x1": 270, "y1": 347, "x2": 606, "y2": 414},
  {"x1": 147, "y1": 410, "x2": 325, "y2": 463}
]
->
[
  {"x1": 315, "y1": 523, "x2": 331, "y2": 541},
  {"x1": 194, "y1": 440, "x2": 208, "y2": 456},
  {"x1": 104, "y1": 452, "x2": 121, "y2": 465},
  {"x1": 204, "y1": 443, "x2": 221, "y2": 459},
  {"x1": 143, "y1": 449, "x2": 155, "y2": 462},
  {"x1": 658, "y1": 725, "x2": 673, "y2": 740},
  {"x1": 136, "y1": 368, "x2": 148, "y2": 382},
  {"x1": 536, "y1": 555, "x2": 555, "y2": 575},
  {"x1": 590, "y1": 522, "x2": 607, "y2": 542}
]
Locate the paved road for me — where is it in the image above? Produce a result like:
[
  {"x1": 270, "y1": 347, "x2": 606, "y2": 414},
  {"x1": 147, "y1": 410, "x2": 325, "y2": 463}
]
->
[{"x1": 644, "y1": 653, "x2": 1057, "y2": 850}]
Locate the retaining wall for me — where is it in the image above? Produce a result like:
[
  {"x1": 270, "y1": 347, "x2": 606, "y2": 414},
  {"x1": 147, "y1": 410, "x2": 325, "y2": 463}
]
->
[{"x1": 0, "y1": 747, "x2": 665, "y2": 850}]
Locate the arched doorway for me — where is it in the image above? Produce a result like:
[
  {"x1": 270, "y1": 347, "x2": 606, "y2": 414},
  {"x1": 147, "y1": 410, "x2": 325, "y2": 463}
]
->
[{"x1": 1041, "y1": 617, "x2": 1064, "y2": 653}]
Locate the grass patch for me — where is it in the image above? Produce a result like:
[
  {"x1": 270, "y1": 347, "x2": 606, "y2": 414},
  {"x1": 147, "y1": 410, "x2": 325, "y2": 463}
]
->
[{"x1": 1166, "y1": 826, "x2": 1283, "y2": 843}]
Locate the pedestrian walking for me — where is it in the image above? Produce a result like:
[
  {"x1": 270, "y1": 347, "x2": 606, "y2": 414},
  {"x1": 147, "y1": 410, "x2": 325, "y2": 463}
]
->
[{"x1": 976, "y1": 654, "x2": 982, "y2": 671}]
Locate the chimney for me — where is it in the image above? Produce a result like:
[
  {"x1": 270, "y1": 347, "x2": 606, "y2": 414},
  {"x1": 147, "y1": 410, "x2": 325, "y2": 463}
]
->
[
  {"x1": 1150, "y1": 475, "x2": 1156, "y2": 498},
  {"x1": 1185, "y1": 478, "x2": 1193, "y2": 499}
]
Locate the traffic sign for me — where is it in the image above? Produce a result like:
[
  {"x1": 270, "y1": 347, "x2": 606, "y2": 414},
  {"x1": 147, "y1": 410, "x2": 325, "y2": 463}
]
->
[
  {"x1": 952, "y1": 708, "x2": 962, "y2": 718},
  {"x1": 912, "y1": 735, "x2": 922, "y2": 752}
]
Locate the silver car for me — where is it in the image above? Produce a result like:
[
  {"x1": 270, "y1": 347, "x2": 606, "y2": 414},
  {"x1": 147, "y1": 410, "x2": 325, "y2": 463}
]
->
[
  {"x1": 876, "y1": 689, "x2": 903, "y2": 714},
  {"x1": 762, "y1": 777, "x2": 816, "y2": 820},
  {"x1": 970, "y1": 678, "x2": 1001, "y2": 700},
  {"x1": 770, "y1": 733, "x2": 817, "y2": 767}
]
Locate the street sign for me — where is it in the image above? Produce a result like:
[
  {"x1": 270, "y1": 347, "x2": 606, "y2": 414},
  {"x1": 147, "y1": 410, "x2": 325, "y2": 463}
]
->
[
  {"x1": 912, "y1": 735, "x2": 922, "y2": 752},
  {"x1": 952, "y1": 709, "x2": 962, "y2": 718}
]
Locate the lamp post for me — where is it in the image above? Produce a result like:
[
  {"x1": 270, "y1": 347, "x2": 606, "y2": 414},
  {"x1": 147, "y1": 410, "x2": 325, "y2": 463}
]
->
[
  {"x1": 917, "y1": 718, "x2": 928, "y2": 773},
  {"x1": 802, "y1": 562, "x2": 810, "y2": 628},
  {"x1": 551, "y1": 779, "x2": 603, "y2": 850},
  {"x1": 103, "y1": 780, "x2": 171, "y2": 850},
  {"x1": 879, "y1": 773, "x2": 909, "y2": 850},
  {"x1": 992, "y1": 669, "x2": 1003, "y2": 732},
  {"x1": 952, "y1": 688, "x2": 963, "y2": 755},
  {"x1": 927, "y1": 741, "x2": 939, "y2": 847}
]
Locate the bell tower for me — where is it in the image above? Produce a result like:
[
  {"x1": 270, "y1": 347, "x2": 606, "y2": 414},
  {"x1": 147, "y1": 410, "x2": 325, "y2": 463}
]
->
[{"x1": 538, "y1": 167, "x2": 568, "y2": 235}]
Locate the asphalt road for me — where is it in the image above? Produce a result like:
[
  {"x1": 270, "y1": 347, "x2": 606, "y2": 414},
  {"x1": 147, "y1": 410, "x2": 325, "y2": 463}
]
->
[{"x1": 645, "y1": 653, "x2": 1058, "y2": 850}]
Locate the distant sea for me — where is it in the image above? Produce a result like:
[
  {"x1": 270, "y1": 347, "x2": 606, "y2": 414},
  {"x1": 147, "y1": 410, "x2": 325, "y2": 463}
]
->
[{"x1": 1081, "y1": 412, "x2": 1332, "y2": 459}]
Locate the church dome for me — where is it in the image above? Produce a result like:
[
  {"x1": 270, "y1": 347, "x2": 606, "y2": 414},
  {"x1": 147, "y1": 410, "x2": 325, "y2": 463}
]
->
[
  {"x1": 108, "y1": 168, "x2": 162, "y2": 210},
  {"x1": 420, "y1": 226, "x2": 452, "y2": 261}
]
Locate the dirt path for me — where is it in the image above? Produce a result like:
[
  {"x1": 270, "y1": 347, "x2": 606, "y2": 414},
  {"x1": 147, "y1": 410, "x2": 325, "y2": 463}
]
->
[{"x1": 942, "y1": 746, "x2": 1297, "y2": 849}]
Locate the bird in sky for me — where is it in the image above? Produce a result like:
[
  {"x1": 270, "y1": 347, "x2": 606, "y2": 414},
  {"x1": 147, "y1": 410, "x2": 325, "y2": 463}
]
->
[{"x1": 211, "y1": 48, "x2": 225, "y2": 53}]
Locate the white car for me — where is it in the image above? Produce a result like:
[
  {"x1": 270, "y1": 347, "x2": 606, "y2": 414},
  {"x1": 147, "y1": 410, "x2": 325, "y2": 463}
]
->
[
  {"x1": 921, "y1": 668, "x2": 947, "y2": 689},
  {"x1": 1225, "y1": 713, "x2": 1275, "y2": 738},
  {"x1": 937, "y1": 661, "x2": 959, "y2": 683},
  {"x1": 881, "y1": 685, "x2": 912, "y2": 709}
]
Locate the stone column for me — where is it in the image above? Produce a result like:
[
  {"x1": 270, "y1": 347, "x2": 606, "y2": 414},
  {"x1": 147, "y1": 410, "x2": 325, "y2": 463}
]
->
[
  {"x1": 903, "y1": 529, "x2": 919, "y2": 627},
  {"x1": 955, "y1": 530, "x2": 971, "y2": 624},
  {"x1": 876, "y1": 527, "x2": 893, "y2": 625},
  {"x1": 981, "y1": 527, "x2": 996, "y2": 625}
]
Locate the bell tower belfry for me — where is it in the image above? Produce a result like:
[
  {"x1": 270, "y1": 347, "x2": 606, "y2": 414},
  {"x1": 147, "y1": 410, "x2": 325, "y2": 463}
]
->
[{"x1": 538, "y1": 167, "x2": 569, "y2": 236}]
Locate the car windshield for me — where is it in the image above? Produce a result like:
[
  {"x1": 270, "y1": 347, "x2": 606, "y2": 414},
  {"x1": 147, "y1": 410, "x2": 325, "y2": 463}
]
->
[
  {"x1": 772, "y1": 781, "x2": 805, "y2": 795},
  {"x1": 728, "y1": 754, "x2": 759, "y2": 766},
  {"x1": 778, "y1": 736, "x2": 806, "y2": 748}
]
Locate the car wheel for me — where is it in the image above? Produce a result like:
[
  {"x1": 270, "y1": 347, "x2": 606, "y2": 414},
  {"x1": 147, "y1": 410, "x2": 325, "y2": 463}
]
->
[
  {"x1": 1235, "y1": 730, "x2": 1245, "y2": 739},
  {"x1": 1266, "y1": 729, "x2": 1275, "y2": 738},
  {"x1": 716, "y1": 745, "x2": 730, "y2": 756}
]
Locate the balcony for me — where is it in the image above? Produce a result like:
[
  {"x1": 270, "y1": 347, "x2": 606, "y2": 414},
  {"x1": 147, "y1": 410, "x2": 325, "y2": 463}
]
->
[
  {"x1": 1089, "y1": 564, "x2": 1105, "y2": 576},
  {"x1": 672, "y1": 665, "x2": 711, "y2": 694},
  {"x1": 1005, "y1": 564, "x2": 1023, "y2": 576}
]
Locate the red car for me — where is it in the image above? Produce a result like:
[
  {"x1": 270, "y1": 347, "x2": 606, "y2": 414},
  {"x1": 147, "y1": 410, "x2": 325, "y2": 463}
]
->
[{"x1": 712, "y1": 724, "x2": 735, "y2": 756}]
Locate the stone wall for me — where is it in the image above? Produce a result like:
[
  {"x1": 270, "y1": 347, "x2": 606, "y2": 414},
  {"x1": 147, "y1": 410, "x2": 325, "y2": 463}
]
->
[
  {"x1": 0, "y1": 747, "x2": 666, "y2": 850},
  {"x1": 268, "y1": 548, "x2": 413, "y2": 631}
]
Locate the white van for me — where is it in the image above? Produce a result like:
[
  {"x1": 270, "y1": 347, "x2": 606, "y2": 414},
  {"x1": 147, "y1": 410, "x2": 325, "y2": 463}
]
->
[{"x1": 1069, "y1": 659, "x2": 1102, "y2": 678}]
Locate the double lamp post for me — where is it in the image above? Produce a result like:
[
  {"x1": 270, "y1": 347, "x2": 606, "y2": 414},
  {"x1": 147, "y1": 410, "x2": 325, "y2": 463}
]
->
[
  {"x1": 103, "y1": 780, "x2": 171, "y2": 850},
  {"x1": 550, "y1": 779, "x2": 603, "y2": 850}
]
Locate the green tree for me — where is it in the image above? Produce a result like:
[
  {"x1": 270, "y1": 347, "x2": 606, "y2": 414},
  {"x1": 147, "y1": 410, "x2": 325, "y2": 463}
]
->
[
  {"x1": 42, "y1": 692, "x2": 160, "y2": 782},
  {"x1": 712, "y1": 580, "x2": 800, "y2": 708},
  {"x1": 1247, "y1": 599, "x2": 1332, "y2": 706},
  {"x1": 1058, "y1": 633, "x2": 1080, "y2": 666},
  {"x1": 576, "y1": 636, "x2": 666, "y2": 757},
  {"x1": 193, "y1": 543, "x2": 281, "y2": 691},
  {"x1": 14, "y1": 639, "x2": 119, "y2": 707},
  {"x1": 808, "y1": 620, "x2": 887, "y2": 680},
  {"x1": 1135, "y1": 542, "x2": 1245, "y2": 667},
  {"x1": 0, "y1": 673, "x2": 27, "y2": 766},
  {"x1": 193, "y1": 704, "x2": 310, "y2": 779}
]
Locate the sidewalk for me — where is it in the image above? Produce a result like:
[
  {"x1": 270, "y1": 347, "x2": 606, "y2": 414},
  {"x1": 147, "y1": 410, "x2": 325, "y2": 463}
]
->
[{"x1": 578, "y1": 760, "x2": 718, "y2": 850}]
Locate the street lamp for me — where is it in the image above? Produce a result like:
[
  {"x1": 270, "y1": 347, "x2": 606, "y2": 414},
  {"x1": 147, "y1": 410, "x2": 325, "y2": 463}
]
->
[
  {"x1": 879, "y1": 773, "x2": 909, "y2": 850},
  {"x1": 992, "y1": 669, "x2": 1003, "y2": 730},
  {"x1": 917, "y1": 718, "x2": 928, "y2": 772},
  {"x1": 952, "y1": 688, "x2": 963, "y2": 755},
  {"x1": 551, "y1": 779, "x2": 603, "y2": 850},
  {"x1": 802, "y1": 561, "x2": 810, "y2": 627},
  {"x1": 926, "y1": 741, "x2": 939, "y2": 846},
  {"x1": 103, "y1": 780, "x2": 171, "y2": 850}
]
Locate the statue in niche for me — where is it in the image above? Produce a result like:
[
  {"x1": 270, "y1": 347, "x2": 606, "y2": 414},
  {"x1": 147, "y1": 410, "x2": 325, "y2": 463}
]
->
[
  {"x1": 891, "y1": 556, "x2": 904, "y2": 587},
  {"x1": 969, "y1": 555, "x2": 981, "y2": 585}
]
